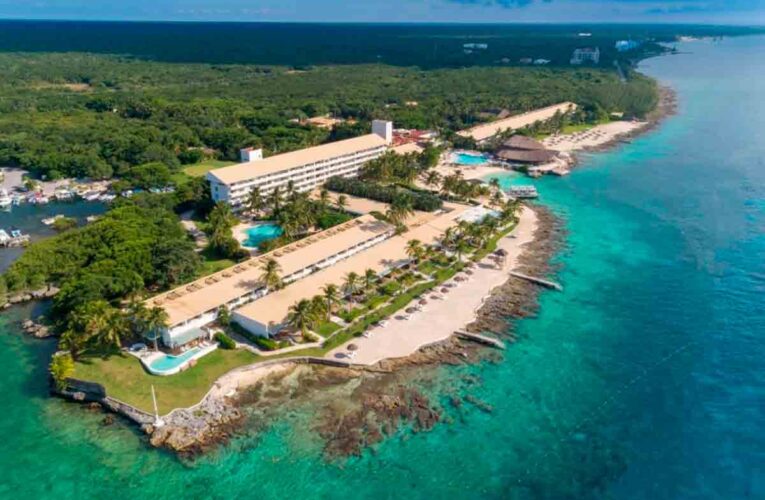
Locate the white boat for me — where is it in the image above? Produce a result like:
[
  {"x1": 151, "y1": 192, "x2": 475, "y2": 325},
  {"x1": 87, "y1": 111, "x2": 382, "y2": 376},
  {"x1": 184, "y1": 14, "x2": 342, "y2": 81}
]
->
[
  {"x1": 42, "y1": 215, "x2": 64, "y2": 226},
  {"x1": 83, "y1": 192, "x2": 102, "y2": 202},
  {"x1": 0, "y1": 189, "x2": 11, "y2": 209}
]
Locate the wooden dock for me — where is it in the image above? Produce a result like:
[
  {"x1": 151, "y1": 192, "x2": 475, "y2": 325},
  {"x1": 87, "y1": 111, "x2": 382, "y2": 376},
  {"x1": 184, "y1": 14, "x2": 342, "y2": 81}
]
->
[
  {"x1": 509, "y1": 271, "x2": 563, "y2": 291},
  {"x1": 455, "y1": 331, "x2": 505, "y2": 350}
]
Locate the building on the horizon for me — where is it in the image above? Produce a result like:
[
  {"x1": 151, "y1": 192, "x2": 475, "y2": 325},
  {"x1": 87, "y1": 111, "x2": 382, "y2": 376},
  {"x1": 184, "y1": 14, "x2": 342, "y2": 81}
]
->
[
  {"x1": 570, "y1": 47, "x2": 600, "y2": 65},
  {"x1": 207, "y1": 120, "x2": 393, "y2": 209}
]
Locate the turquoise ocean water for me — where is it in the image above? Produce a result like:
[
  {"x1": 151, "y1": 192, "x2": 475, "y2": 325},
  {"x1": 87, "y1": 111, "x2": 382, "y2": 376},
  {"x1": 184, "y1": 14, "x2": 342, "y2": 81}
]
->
[{"x1": 1, "y1": 37, "x2": 764, "y2": 499}]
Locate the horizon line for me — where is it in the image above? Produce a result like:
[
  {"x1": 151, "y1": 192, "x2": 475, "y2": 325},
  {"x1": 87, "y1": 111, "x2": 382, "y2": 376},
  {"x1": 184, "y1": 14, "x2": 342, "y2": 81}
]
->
[{"x1": 0, "y1": 18, "x2": 762, "y2": 28}]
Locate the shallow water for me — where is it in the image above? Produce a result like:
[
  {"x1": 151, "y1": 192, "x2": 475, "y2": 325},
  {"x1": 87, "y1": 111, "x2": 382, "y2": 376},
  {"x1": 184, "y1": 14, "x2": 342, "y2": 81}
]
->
[{"x1": 1, "y1": 36, "x2": 764, "y2": 499}]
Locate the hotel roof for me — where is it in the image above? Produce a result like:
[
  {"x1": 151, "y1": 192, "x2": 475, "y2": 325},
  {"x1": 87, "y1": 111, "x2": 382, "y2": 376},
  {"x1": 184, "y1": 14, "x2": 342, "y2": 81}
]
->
[
  {"x1": 208, "y1": 134, "x2": 388, "y2": 185},
  {"x1": 233, "y1": 202, "x2": 472, "y2": 327},
  {"x1": 148, "y1": 214, "x2": 393, "y2": 326},
  {"x1": 457, "y1": 102, "x2": 577, "y2": 142}
]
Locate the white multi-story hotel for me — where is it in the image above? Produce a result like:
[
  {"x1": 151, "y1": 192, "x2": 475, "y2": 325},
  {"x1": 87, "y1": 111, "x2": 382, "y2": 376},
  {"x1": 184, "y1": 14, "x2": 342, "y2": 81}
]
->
[{"x1": 207, "y1": 120, "x2": 393, "y2": 209}]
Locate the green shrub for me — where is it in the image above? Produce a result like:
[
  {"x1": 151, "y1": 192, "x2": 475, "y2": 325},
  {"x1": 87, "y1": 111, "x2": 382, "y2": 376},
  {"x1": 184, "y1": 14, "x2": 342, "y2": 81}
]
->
[
  {"x1": 214, "y1": 332, "x2": 236, "y2": 349},
  {"x1": 326, "y1": 176, "x2": 442, "y2": 212}
]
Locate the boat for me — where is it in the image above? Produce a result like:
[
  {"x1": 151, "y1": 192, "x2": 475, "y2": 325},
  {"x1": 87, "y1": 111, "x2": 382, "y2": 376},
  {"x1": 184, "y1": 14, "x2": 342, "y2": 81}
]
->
[
  {"x1": 42, "y1": 214, "x2": 65, "y2": 226},
  {"x1": 508, "y1": 185, "x2": 539, "y2": 199},
  {"x1": 83, "y1": 191, "x2": 102, "y2": 202},
  {"x1": 53, "y1": 189, "x2": 75, "y2": 201},
  {"x1": 0, "y1": 189, "x2": 11, "y2": 209}
]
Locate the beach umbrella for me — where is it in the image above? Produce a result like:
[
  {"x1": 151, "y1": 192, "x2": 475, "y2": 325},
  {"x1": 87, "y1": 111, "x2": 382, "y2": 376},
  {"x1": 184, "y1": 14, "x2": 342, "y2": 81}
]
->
[
  {"x1": 406, "y1": 307, "x2": 417, "y2": 314},
  {"x1": 347, "y1": 343, "x2": 358, "y2": 351},
  {"x1": 441, "y1": 287, "x2": 450, "y2": 293},
  {"x1": 465, "y1": 270, "x2": 474, "y2": 275},
  {"x1": 419, "y1": 299, "x2": 428, "y2": 305}
]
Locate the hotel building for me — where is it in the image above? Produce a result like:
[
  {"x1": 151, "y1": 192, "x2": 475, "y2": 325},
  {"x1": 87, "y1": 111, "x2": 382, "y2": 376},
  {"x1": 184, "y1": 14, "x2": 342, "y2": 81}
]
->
[
  {"x1": 146, "y1": 216, "x2": 395, "y2": 347},
  {"x1": 207, "y1": 120, "x2": 393, "y2": 209}
]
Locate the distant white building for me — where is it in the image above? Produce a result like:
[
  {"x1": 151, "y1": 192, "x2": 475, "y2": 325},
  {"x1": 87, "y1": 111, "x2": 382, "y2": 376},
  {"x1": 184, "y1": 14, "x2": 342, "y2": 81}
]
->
[
  {"x1": 615, "y1": 40, "x2": 641, "y2": 52},
  {"x1": 463, "y1": 43, "x2": 488, "y2": 50},
  {"x1": 570, "y1": 47, "x2": 600, "y2": 65},
  {"x1": 208, "y1": 120, "x2": 393, "y2": 210},
  {"x1": 533, "y1": 59, "x2": 551, "y2": 66}
]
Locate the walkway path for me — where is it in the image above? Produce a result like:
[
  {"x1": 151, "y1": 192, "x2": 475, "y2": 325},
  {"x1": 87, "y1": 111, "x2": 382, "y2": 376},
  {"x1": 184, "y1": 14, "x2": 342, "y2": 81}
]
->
[{"x1": 327, "y1": 206, "x2": 538, "y2": 365}]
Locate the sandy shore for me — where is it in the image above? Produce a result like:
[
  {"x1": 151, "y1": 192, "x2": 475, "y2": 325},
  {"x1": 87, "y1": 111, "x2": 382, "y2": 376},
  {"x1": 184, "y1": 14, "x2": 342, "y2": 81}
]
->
[
  {"x1": 429, "y1": 163, "x2": 509, "y2": 182},
  {"x1": 543, "y1": 120, "x2": 649, "y2": 153},
  {"x1": 328, "y1": 205, "x2": 537, "y2": 365}
]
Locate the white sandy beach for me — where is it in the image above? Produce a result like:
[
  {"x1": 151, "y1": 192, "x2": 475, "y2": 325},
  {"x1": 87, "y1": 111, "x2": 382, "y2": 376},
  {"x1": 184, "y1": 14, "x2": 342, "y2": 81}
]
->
[
  {"x1": 329, "y1": 205, "x2": 537, "y2": 365},
  {"x1": 543, "y1": 120, "x2": 648, "y2": 152}
]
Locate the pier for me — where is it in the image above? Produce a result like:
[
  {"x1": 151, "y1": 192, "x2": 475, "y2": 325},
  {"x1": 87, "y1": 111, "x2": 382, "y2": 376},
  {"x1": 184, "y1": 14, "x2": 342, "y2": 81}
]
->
[
  {"x1": 455, "y1": 330, "x2": 506, "y2": 350},
  {"x1": 509, "y1": 271, "x2": 563, "y2": 291}
]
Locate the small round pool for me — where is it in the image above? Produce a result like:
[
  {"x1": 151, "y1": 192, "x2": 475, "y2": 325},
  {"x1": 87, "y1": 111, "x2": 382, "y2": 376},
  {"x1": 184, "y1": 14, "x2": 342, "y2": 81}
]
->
[
  {"x1": 243, "y1": 223, "x2": 283, "y2": 248},
  {"x1": 453, "y1": 152, "x2": 489, "y2": 166}
]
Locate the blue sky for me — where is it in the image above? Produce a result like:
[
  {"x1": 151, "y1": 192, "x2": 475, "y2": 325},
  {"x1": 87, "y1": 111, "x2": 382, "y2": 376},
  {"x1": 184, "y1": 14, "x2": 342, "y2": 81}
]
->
[{"x1": 1, "y1": 0, "x2": 764, "y2": 24}]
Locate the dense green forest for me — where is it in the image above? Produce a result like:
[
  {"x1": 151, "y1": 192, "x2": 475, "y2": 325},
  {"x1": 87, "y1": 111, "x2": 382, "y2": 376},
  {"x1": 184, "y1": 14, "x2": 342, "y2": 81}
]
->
[{"x1": 0, "y1": 52, "x2": 657, "y2": 181}]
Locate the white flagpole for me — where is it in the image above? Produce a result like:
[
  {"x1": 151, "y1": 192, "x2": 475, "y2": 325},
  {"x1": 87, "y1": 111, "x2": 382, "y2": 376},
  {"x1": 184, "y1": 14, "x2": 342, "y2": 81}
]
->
[{"x1": 151, "y1": 384, "x2": 165, "y2": 428}]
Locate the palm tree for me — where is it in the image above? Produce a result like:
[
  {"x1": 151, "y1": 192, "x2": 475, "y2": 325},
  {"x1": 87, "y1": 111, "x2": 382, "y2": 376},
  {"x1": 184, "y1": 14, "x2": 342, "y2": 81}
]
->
[
  {"x1": 270, "y1": 186, "x2": 282, "y2": 213},
  {"x1": 310, "y1": 295, "x2": 327, "y2": 326},
  {"x1": 455, "y1": 239, "x2": 471, "y2": 263},
  {"x1": 260, "y1": 258, "x2": 283, "y2": 291},
  {"x1": 490, "y1": 190, "x2": 504, "y2": 209},
  {"x1": 363, "y1": 268, "x2": 377, "y2": 292},
  {"x1": 145, "y1": 306, "x2": 169, "y2": 351},
  {"x1": 287, "y1": 299, "x2": 317, "y2": 340},
  {"x1": 336, "y1": 194, "x2": 348, "y2": 212},
  {"x1": 321, "y1": 283, "x2": 341, "y2": 320},
  {"x1": 423, "y1": 171, "x2": 441, "y2": 190},
  {"x1": 318, "y1": 188, "x2": 331, "y2": 213},
  {"x1": 96, "y1": 308, "x2": 129, "y2": 351},
  {"x1": 489, "y1": 177, "x2": 501, "y2": 192},
  {"x1": 405, "y1": 239, "x2": 423, "y2": 263},
  {"x1": 247, "y1": 186, "x2": 263, "y2": 215},
  {"x1": 343, "y1": 272, "x2": 360, "y2": 308},
  {"x1": 386, "y1": 193, "x2": 414, "y2": 226}
]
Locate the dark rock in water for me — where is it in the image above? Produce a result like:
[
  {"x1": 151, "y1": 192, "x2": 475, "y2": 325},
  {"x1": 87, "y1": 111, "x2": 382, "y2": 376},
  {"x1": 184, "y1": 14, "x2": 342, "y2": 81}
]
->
[
  {"x1": 464, "y1": 395, "x2": 494, "y2": 413},
  {"x1": 101, "y1": 414, "x2": 115, "y2": 426},
  {"x1": 86, "y1": 402, "x2": 102, "y2": 411},
  {"x1": 21, "y1": 319, "x2": 55, "y2": 338}
]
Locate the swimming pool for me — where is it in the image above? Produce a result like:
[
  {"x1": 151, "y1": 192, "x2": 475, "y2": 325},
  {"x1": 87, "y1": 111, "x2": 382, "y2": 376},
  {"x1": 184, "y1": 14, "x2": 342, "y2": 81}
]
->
[
  {"x1": 242, "y1": 223, "x2": 283, "y2": 248},
  {"x1": 148, "y1": 347, "x2": 202, "y2": 375},
  {"x1": 453, "y1": 152, "x2": 489, "y2": 166}
]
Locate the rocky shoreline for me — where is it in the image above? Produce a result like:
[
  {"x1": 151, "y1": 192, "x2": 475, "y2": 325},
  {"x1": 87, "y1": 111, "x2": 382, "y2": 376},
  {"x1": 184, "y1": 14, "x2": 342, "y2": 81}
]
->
[{"x1": 213, "y1": 205, "x2": 563, "y2": 460}]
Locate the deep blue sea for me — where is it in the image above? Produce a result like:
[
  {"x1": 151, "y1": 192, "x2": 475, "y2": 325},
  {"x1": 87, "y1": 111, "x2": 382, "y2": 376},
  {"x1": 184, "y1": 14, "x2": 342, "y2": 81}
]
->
[{"x1": 0, "y1": 36, "x2": 763, "y2": 499}]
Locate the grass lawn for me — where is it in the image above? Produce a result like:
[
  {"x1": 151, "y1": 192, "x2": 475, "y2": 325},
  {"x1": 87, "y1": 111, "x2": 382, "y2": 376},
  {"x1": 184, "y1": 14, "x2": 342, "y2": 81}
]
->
[
  {"x1": 74, "y1": 349, "x2": 258, "y2": 414},
  {"x1": 315, "y1": 320, "x2": 341, "y2": 337},
  {"x1": 183, "y1": 160, "x2": 236, "y2": 178},
  {"x1": 198, "y1": 246, "x2": 236, "y2": 276}
]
